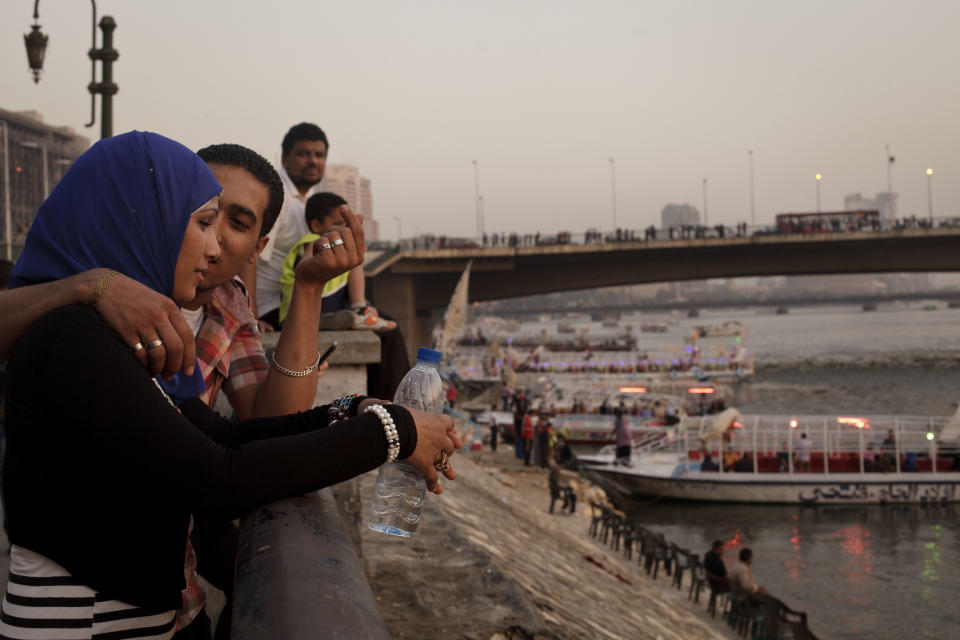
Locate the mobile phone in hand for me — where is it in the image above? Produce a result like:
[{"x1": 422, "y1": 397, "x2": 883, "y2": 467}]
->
[{"x1": 318, "y1": 342, "x2": 337, "y2": 365}]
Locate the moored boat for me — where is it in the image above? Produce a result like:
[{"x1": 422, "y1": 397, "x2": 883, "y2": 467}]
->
[{"x1": 578, "y1": 412, "x2": 960, "y2": 504}]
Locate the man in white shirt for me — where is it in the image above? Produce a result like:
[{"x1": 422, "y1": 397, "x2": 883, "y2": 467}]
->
[
  {"x1": 244, "y1": 123, "x2": 330, "y2": 330},
  {"x1": 728, "y1": 548, "x2": 768, "y2": 596},
  {"x1": 796, "y1": 432, "x2": 814, "y2": 472}
]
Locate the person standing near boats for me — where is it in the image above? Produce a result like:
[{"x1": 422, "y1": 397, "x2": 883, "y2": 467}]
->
[
  {"x1": 612, "y1": 406, "x2": 631, "y2": 465},
  {"x1": 796, "y1": 432, "x2": 813, "y2": 472}
]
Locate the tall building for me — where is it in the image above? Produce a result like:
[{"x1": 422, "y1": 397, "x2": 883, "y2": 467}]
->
[
  {"x1": 660, "y1": 203, "x2": 700, "y2": 228},
  {"x1": 1, "y1": 108, "x2": 90, "y2": 259},
  {"x1": 844, "y1": 191, "x2": 897, "y2": 221},
  {"x1": 321, "y1": 164, "x2": 379, "y2": 241}
]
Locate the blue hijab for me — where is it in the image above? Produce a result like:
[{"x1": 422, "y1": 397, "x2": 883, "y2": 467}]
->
[{"x1": 11, "y1": 130, "x2": 221, "y2": 404}]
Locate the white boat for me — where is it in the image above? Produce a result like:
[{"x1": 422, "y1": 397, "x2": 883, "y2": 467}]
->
[{"x1": 578, "y1": 413, "x2": 960, "y2": 504}]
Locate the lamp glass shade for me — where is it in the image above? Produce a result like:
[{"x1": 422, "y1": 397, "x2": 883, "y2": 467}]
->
[{"x1": 24, "y1": 24, "x2": 49, "y2": 84}]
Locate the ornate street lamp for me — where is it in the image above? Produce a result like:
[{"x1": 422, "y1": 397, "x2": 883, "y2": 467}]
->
[
  {"x1": 23, "y1": 20, "x2": 48, "y2": 84},
  {"x1": 23, "y1": 0, "x2": 118, "y2": 139}
]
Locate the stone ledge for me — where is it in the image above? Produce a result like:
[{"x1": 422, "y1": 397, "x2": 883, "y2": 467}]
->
[{"x1": 260, "y1": 330, "x2": 381, "y2": 365}]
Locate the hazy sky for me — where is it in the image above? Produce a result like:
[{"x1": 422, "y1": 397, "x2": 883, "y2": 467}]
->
[{"x1": 2, "y1": 0, "x2": 957, "y2": 239}]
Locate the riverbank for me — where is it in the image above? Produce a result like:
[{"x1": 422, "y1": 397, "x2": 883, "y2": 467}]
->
[{"x1": 360, "y1": 443, "x2": 731, "y2": 639}]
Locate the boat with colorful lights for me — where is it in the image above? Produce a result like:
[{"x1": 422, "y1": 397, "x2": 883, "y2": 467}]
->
[{"x1": 577, "y1": 410, "x2": 960, "y2": 504}]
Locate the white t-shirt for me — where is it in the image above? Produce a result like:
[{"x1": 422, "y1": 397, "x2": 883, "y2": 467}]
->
[
  {"x1": 255, "y1": 165, "x2": 326, "y2": 317},
  {"x1": 796, "y1": 437, "x2": 814, "y2": 462},
  {"x1": 179, "y1": 306, "x2": 205, "y2": 337}
]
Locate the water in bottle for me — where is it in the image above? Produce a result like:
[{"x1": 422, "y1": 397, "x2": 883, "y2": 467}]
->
[{"x1": 368, "y1": 347, "x2": 444, "y2": 537}]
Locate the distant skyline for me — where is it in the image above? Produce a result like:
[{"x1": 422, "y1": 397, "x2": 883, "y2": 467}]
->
[{"x1": 2, "y1": 0, "x2": 957, "y2": 239}]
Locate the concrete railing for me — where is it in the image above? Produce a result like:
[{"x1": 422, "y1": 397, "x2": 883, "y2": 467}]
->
[
  {"x1": 230, "y1": 330, "x2": 387, "y2": 640},
  {"x1": 230, "y1": 489, "x2": 390, "y2": 640}
]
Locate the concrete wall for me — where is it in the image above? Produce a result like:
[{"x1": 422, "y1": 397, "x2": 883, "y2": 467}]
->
[{"x1": 259, "y1": 330, "x2": 381, "y2": 404}]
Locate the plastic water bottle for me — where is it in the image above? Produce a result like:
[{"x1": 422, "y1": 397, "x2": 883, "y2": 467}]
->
[{"x1": 368, "y1": 347, "x2": 444, "y2": 537}]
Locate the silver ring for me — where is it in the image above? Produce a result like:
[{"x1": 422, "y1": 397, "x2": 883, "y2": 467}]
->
[
  {"x1": 131, "y1": 342, "x2": 144, "y2": 353},
  {"x1": 146, "y1": 339, "x2": 164, "y2": 349},
  {"x1": 331, "y1": 238, "x2": 345, "y2": 247},
  {"x1": 320, "y1": 242, "x2": 332, "y2": 250}
]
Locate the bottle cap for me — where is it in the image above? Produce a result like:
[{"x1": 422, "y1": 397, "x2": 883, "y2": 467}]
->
[{"x1": 416, "y1": 347, "x2": 442, "y2": 364}]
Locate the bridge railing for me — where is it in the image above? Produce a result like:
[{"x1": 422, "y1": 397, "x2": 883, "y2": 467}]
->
[{"x1": 367, "y1": 214, "x2": 960, "y2": 251}]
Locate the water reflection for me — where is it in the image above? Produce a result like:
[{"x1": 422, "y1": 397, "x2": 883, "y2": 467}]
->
[{"x1": 622, "y1": 502, "x2": 960, "y2": 639}]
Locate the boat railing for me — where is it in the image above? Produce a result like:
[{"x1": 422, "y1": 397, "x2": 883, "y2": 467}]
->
[{"x1": 654, "y1": 414, "x2": 959, "y2": 475}]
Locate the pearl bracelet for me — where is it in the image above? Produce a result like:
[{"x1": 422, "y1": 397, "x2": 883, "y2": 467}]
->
[{"x1": 365, "y1": 404, "x2": 400, "y2": 463}]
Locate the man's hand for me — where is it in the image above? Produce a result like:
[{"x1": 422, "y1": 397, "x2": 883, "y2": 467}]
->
[
  {"x1": 294, "y1": 205, "x2": 365, "y2": 288},
  {"x1": 95, "y1": 272, "x2": 197, "y2": 379}
]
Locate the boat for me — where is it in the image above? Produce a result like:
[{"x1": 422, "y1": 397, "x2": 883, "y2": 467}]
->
[
  {"x1": 862, "y1": 303, "x2": 877, "y2": 312},
  {"x1": 640, "y1": 322, "x2": 669, "y2": 333},
  {"x1": 577, "y1": 412, "x2": 960, "y2": 504},
  {"x1": 775, "y1": 306, "x2": 789, "y2": 315},
  {"x1": 694, "y1": 320, "x2": 744, "y2": 337},
  {"x1": 687, "y1": 309, "x2": 700, "y2": 318}
]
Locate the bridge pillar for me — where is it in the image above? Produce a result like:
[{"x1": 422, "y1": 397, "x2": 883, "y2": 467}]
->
[{"x1": 368, "y1": 273, "x2": 434, "y2": 361}]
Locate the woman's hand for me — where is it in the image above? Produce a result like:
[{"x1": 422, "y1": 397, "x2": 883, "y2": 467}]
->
[{"x1": 403, "y1": 407, "x2": 462, "y2": 494}]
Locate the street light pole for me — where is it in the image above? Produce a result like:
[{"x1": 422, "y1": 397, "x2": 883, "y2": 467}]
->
[
  {"x1": 702, "y1": 178, "x2": 708, "y2": 225},
  {"x1": 886, "y1": 145, "x2": 896, "y2": 220},
  {"x1": 24, "y1": 1, "x2": 118, "y2": 139},
  {"x1": 926, "y1": 168, "x2": 934, "y2": 222},
  {"x1": 608, "y1": 157, "x2": 617, "y2": 230},
  {"x1": 2, "y1": 122, "x2": 11, "y2": 260},
  {"x1": 393, "y1": 215, "x2": 402, "y2": 245},
  {"x1": 815, "y1": 173, "x2": 822, "y2": 213},
  {"x1": 748, "y1": 149, "x2": 755, "y2": 227},
  {"x1": 471, "y1": 159, "x2": 481, "y2": 237}
]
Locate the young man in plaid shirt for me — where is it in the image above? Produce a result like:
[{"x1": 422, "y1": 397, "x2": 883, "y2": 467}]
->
[{"x1": 0, "y1": 142, "x2": 365, "y2": 640}]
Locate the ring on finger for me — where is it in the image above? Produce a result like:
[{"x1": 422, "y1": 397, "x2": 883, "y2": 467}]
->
[
  {"x1": 131, "y1": 342, "x2": 144, "y2": 353},
  {"x1": 433, "y1": 450, "x2": 449, "y2": 471},
  {"x1": 320, "y1": 242, "x2": 332, "y2": 250},
  {"x1": 332, "y1": 238, "x2": 345, "y2": 247},
  {"x1": 146, "y1": 339, "x2": 164, "y2": 349}
]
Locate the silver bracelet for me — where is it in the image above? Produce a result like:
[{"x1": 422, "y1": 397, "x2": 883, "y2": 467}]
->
[
  {"x1": 365, "y1": 404, "x2": 400, "y2": 462},
  {"x1": 270, "y1": 350, "x2": 321, "y2": 377}
]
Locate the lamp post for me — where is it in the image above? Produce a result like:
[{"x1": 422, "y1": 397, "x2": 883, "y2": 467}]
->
[
  {"x1": 702, "y1": 178, "x2": 708, "y2": 225},
  {"x1": 748, "y1": 149, "x2": 755, "y2": 228},
  {"x1": 886, "y1": 145, "x2": 896, "y2": 220},
  {"x1": 393, "y1": 215, "x2": 402, "y2": 246},
  {"x1": 608, "y1": 157, "x2": 617, "y2": 230},
  {"x1": 815, "y1": 173, "x2": 822, "y2": 213},
  {"x1": 24, "y1": 0, "x2": 118, "y2": 139},
  {"x1": 471, "y1": 159, "x2": 481, "y2": 238},
  {"x1": 2, "y1": 122, "x2": 11, "y2": 260},
  {"x1": 925, "y1": 168, "x2": 934, "y2": 222}
]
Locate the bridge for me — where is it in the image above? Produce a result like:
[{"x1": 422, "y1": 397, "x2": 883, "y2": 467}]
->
[
  {"x1": 365, "y1": 226, "x2": 960, "y2": 355},
  {"x1": 486, "y1": 289, "x2": 960, "y2": 318}
]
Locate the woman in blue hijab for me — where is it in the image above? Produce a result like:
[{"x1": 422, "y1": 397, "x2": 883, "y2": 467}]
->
[
  {"x1": 1, "y1": 132, "x2": 455, "y2": 639},
  {"x1": 11, "y1": 130, "x2": 219, "y2": 403}
]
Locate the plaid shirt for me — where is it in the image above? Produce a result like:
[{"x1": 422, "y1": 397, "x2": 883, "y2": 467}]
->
[
  {"x1": 197, "y1": 277, "x2": 269, "y2": 408},
  {"x1": 178, "y1": 278, "x2": 268, "y2": 631}
]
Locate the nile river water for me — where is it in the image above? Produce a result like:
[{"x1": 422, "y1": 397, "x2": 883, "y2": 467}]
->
[{"x1": 610, "y1": 303, "x2": 960, "y2": 639}]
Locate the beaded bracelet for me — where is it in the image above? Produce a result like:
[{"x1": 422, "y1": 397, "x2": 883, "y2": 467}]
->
[
  {"x1": 270, "y1": 350, "x2": 321, "y2": 377},
  {"x1": 327, "y1": 394, "x2": 359, "y2": 423},
  {"x1": 365, "y1": 404, "x2": 400, "y2": 463},
  {"x1": 88, "y1": 269, "x2": 120, "y2": 309}
]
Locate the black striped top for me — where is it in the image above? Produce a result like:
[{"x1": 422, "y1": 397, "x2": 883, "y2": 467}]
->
[{"x1": 0, "y1": 546, "x2": 176, "y2": 640}]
